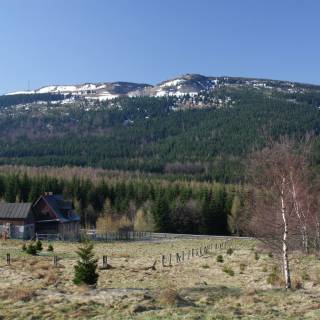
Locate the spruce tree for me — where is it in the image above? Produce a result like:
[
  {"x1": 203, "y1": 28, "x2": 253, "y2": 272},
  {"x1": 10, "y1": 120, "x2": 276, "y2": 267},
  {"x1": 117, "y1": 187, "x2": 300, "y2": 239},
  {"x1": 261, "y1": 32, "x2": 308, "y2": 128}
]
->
[
  {"x1": 200, "y1": 191, "x2": 214, "y2": 234},
  {"x1": 73, "y1": 242, "x2": 99, "y2": 286},
  {"x1": 151, "y1": 192, "x2": 170, "y2": 232}
]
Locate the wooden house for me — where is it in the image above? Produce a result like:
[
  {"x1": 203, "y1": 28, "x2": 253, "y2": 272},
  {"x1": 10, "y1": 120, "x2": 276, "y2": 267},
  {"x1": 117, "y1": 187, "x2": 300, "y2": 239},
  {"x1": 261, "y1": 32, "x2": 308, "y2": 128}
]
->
[
  {"x1": 32, "y1": 194, "x2": 80, "y2": 240},
  {"x1": 0, "y1": 194, "x2": 80, "y2": 240}
]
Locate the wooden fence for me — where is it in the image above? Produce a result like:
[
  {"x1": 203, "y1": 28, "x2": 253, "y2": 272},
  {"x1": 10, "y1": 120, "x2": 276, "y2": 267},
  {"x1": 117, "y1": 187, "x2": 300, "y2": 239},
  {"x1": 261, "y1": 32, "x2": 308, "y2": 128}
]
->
[
  {"x1": 3, "y1": 239, "x2": 239, "y2": 269},
  {"x1": 160, "y1": 239, "x2": 236, "y2": 267},
  {"x1": 80, "y1": 230, "x2": 152, "y2": 242}
]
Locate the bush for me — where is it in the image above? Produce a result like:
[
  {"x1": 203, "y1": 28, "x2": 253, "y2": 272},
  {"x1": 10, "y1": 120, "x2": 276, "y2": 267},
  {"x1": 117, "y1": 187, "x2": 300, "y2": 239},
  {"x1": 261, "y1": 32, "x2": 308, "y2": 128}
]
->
[
  {"x1": 158, "y1": 289, "x2": 186, "y2": 307},
  {"x1": 227, "y1": 248, "x2": 233, "y2": 255},
  {"x1": 240, "y1": 263, "x2": 246, "y2": 272},
  {"x1": 201, "y1": 264, "x2": 210, "y2": 269},
  {"x1": 301, "y1": 271, "x2": 310, "y2": 281},
  {"x1": 216, "y1": 255, "x2": 224, "y2": 263},
  {"x1": 292, "y1": 277, "x2": 303, "y2": 290},
  {"x1": 223, "y1": 265, "x2": 235, "y2": 276},
  {"x1": 268, "y1": 252, "x2": 273, "y2": 258},
  {"x1": 266, "y1": 272, "x2": 280, "y2": 286},
  {"x1": 22, "y1": 243, "x2": 27, "y2": 251},
  {"x1": 26, "y1": 243, "x2": 37, "y2": 255},
  {"x1": 254, "y1": 252, "x2": 260, "y2": 261},
  {"x1": 35, "y1": 240, "x2": 43, "y2": 251},
  {"x1": 73, "y1": 241, "x2": 99, "y2": 286},
  {"x1": 47, "y1": 244, "x2": 54, "y2": 252}
]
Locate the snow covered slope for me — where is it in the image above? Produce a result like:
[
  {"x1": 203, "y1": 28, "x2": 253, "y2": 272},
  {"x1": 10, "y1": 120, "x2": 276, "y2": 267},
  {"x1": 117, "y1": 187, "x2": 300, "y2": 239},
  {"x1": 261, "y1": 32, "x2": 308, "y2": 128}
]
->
[{"x1": 6, "y1": 74, "x2": 320, "y2": 102}]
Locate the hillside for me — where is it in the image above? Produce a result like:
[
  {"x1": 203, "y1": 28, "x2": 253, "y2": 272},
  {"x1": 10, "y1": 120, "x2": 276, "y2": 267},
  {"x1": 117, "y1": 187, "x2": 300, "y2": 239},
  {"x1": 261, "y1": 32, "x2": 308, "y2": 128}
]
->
[{"x1": 1, "y1": 74, "x2": 320, "y2": 182}]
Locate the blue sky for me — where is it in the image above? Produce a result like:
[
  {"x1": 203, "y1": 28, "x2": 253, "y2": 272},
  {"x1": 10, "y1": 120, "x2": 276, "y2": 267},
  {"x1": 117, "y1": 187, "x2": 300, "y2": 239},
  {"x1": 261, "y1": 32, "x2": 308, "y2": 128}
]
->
[{"x1": 0, "y1": 0, "x2": 319, "y2": 93}]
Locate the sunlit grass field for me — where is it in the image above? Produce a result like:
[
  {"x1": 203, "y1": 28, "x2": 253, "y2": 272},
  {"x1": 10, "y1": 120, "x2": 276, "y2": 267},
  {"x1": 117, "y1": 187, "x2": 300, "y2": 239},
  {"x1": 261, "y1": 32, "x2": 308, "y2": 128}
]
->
[{"x1": 0, "y1": 238, "x2": 319, "y2": 319}]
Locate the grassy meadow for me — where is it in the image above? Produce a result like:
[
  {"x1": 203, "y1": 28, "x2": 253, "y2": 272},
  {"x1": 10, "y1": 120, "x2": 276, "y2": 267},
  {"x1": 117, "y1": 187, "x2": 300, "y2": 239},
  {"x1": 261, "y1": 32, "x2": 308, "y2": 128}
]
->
[{"x1": 0, "y1": 238, "x2": 319, "y2": 319}]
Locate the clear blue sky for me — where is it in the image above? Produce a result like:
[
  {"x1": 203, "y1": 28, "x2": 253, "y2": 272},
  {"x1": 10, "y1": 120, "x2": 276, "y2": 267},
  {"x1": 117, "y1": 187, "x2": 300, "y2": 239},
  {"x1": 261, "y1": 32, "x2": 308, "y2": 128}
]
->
[{"x1": 0, "y1": 0, "x2": 319, "y2": 93}]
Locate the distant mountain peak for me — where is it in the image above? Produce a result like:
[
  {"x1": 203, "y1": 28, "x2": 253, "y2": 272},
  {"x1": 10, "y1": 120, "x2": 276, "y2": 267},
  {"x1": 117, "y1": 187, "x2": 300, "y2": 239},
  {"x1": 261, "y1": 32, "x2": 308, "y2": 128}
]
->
[{"x1": 5, "y1": 74, "x2": 320, "y2": 102}]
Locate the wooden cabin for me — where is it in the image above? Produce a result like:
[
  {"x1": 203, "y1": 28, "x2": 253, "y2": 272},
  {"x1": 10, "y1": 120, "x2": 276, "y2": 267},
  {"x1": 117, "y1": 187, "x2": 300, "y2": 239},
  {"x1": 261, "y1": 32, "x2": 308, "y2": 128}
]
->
[
  {"x1": 32, "y1": 194, "x2": 80, "y2": 240},
  {"x1": 0, "y1": 193, "x2": 80, "y2": 240}
]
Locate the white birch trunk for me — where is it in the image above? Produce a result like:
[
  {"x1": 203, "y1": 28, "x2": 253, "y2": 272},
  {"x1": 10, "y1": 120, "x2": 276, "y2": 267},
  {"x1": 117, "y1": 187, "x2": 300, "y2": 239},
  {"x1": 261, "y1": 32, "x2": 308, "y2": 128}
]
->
[{"x1": 281, "y1": 179, "x2": 291, "y2": 289}]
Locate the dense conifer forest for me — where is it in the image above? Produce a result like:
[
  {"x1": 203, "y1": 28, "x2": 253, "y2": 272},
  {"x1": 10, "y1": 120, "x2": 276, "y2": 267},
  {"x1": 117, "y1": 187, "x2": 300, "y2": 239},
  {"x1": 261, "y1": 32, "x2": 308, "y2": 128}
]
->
[
  {"x1": 0, "y1": 167, "x2": 244, "y2": 234},
  {"x1": 0, "y1": 86, "x2": 319, "y2": 183}
]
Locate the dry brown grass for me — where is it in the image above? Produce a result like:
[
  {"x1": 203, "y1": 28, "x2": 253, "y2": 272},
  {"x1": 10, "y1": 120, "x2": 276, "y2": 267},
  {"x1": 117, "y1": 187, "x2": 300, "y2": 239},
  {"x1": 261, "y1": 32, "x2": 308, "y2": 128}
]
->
[
  {"x1": 43, "y1": 270, "x2": 60, "y2": 286},
  {"x1": 1, "y1": 239, "x2": 320, "y2": 319},
  {"x1": 0, "y1": 287, "x2": 37, "y2": 302}
]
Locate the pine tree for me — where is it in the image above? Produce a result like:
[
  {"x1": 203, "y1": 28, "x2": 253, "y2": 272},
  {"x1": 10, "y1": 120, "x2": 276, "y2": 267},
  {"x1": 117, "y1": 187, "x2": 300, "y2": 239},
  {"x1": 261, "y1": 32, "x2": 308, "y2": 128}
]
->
[
  {"x1": 200, "y1": 191, "x2": 214, "y2": 234},
  {"x1": 151, "y1": 192, "x2": 170, "y2": 232},
  {"x1": 211, "y1": 186, "x2": 228, "y2": 235},
  {"x1": 73, "y1": 242, "x2": 99, "y2": 286},
  {"x1": 35, "y1": 240, "x2": 43, "y2": 251},
  {"x1": 19, "y1": 173, "x2": 31, "y2": 202},
  {"x1": 4, "y1": 175, "x2": 17, "y2": 202}
]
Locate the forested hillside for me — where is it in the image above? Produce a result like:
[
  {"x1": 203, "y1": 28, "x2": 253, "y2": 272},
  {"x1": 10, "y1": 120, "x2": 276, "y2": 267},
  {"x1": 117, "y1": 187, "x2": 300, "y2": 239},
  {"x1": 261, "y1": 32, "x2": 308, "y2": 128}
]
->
[{"x1": 0, "y1": 81, "x2": 320, "y2": 182}]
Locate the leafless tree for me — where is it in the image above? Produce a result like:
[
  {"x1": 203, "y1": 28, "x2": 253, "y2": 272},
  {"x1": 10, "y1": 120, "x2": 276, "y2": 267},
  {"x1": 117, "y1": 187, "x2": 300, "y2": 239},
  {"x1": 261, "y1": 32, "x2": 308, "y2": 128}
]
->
[{"x1": 245, "y1": 136, "x2": 318, "y2": 289}]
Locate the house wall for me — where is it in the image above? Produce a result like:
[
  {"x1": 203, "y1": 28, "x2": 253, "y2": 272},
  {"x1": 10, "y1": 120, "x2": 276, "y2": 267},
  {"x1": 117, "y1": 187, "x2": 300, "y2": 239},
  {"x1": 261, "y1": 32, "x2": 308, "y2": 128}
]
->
[
  {"x1": 0, "y1": 219, "x2": 25, "y2": 226},
  {"x1": 0, "y1": 222, "x2": 35, "y2": 239},
  {"x1": 35, "y1": 221, "x2": 59, "y2": 234},
  {"x1": 59, "y1": 222, "x2": 80, "y2": 240},
  {"x1": 33, "y1": 198, "x2": 57, "y2": 222}
]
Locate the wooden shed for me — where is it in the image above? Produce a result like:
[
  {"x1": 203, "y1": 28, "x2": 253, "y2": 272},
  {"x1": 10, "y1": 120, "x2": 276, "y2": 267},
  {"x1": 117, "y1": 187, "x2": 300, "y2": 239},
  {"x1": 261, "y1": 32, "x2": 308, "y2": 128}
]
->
[{"x1": 0, "y1": 203, "x2": 35, "y2": 239}]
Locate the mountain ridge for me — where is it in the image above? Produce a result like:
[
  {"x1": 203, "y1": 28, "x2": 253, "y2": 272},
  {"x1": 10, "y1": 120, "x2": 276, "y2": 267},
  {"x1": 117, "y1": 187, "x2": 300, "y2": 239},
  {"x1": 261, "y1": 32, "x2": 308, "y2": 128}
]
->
[{"x1": 5, "y1": 74, "x2": 320, "y2": 102}]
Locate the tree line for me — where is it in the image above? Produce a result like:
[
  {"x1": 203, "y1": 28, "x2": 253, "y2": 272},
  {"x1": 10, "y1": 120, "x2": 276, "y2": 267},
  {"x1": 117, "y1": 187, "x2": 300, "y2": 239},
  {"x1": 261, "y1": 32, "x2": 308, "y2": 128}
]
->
[{"x1": 0, "y1": 171, "x2": 244, "y2": 235}]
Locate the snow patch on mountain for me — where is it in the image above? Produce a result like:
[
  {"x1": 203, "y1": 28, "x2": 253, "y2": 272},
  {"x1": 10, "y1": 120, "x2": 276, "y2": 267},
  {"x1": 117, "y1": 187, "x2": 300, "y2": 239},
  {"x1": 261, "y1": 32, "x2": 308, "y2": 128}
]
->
[
  {"x1": 6, "y1": 90, "x2": 35, "y2": 95},
  {"x1": 160, "y1": 79, "x2": 186, "y2": 87}
]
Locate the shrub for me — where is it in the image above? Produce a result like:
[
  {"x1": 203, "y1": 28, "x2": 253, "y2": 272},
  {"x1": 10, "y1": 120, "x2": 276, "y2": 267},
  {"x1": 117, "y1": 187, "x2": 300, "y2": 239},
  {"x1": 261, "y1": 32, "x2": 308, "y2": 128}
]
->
[
  {"x1": 35, "y1": 240, "x2": 43, "y2": 251},
  {"x1": 22, "y1": 243, "x2": 27, "y2": 251},
  {"x1": 216, "y1": 255, "x2": 224, "y2": 263},
  {"x1": 262, "y1": 266, "x2": 268, "y2": 272},
  {"x1": 73, "y1": 241, "x2": 99, "y2": 286},
  {"x1": 26, "y1": 243, "x2": 37, "y2": 255},
  {"x1": 227, "y1": 248, "x2": 233, "y2": 255},
  {"x1": 292, "y1": 277, "x2": 303, "y2": 290},
  {"x1": 158, "y1": 289, "x2": 186, "y2": 307},
  {"x1": 223, "y1": 265, "x2": 235, "y2": 276},
  {"x1": 268, "y1": 252, "x2": 273, "y2": 258},
  {"x1": 240, "y1": 263, "x2": 246, "y2": 272},
  {"x1": 201, "y1": 264, "x2": 210, "y2": 269},
  {"x1": 266, "y1": 272, "x2": 280, "y2": 286},
  {"x1": 254, "y1": 252, "x2": 260, "y2": 261},
  {"x1": 47, "y1": 244, "x2": 54, "y2": 252},
  {"x1": 301, "y1": 271, "x2": 310, "y2": 281}
]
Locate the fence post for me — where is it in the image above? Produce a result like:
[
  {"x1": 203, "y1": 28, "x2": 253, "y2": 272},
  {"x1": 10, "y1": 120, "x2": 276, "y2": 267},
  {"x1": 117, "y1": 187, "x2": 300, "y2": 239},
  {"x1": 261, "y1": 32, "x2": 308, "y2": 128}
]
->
[
  {"x1": 162, "y1": 255, "x2": 166, "y2": 267},
  {"x1": 169, "y1": 253, "x2": 172, "y2": 266},
  {"x1": 182, "y1": 251, "x2": 185, "y2": 261},
  {"x1": 176, "y1": 253, "x2": 181, "y2": 263},
  {"x1": 6, "y1": 253, "x2": 10, "y2": 266},
  {"x1": 103, "y1": 255, "x2": 108, "y2": 269},
  {"x1": 192, "y1": 248, "x2": 194, "y2": 257},
  {"x1": 53, "y1": 255, "x2": 58, "y2": 267}
]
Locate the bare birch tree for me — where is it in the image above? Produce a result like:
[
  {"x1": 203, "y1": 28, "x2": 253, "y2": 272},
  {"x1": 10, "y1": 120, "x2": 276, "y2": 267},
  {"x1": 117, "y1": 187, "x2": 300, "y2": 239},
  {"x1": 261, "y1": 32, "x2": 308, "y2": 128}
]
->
[{"x1": 245, "y1": 137, "x2": 316, "y2": 289}]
